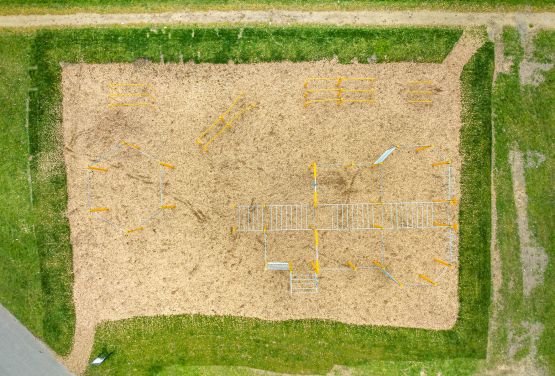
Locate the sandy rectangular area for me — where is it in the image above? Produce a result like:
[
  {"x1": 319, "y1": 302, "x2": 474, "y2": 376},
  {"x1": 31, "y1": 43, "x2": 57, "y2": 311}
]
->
[{"x1": 61, "y1": 36, "x2": 481, "y2": 339}]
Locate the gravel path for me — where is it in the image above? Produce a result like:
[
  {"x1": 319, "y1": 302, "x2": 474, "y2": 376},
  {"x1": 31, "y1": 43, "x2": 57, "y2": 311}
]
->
[{"x1": 0, "y1": 10, "x2": 554, "y2": 29}]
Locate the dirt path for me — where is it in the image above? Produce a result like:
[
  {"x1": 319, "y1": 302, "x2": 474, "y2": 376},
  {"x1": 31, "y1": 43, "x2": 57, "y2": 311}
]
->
[{"x1": 1, "y1": 10, "x2": 555, "y2": 29}]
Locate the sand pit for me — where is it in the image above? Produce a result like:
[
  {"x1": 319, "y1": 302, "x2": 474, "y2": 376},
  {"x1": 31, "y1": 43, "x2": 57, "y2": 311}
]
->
[{"x1": 61, "y1": 33, "x2": 483, "y2": 371}]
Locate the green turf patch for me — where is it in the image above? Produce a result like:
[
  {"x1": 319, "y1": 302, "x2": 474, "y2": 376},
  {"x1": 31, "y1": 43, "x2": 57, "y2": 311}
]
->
[{"x1": 487, "y1": 27, "x2": 555, "y2": 374}]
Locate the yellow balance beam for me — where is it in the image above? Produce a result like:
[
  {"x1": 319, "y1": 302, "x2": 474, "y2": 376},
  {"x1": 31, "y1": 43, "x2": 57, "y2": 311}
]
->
[
  {"x1": 160, "y1": 204, "x2": 176, "y2": 209},
  {"x1": 433, "y1": 258, "x2": 456, "y2": 269},
  {"x1": 120, "y1": 140, "x2": 141, "y2": 150},
  {"x1": 345, "y1": 261, "x2": 357, "y2": 271},
  {"x1": 127, "y1": 227, "x2": 144, "y2": 234},
  {"x1": 89, "y1": 207, "x2": 109, "y2": 212},
  {"x1": 88, "y1": 166, "x2": 108, "y2": 172},
  {"x1": 432, "y1": 160, "x2": 451, "y2": 167},
  {"x1": 159, "y1": 162, "x2": 175, "y2": 169},
  {"x1": 418, "y1": 274, "x2": 438, "y2": 286},
  {"x1": 415, "y1": 145, "x2": 433, "y2": 153}
]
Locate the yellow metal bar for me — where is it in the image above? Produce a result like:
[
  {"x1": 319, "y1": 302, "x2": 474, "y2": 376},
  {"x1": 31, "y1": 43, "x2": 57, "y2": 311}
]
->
[
  {"x1": 305, "y1": 88, "x2": 375, "y2": 94},
  {"x1": 372, "y1": 224, "x2": 383, "y2": 229},
  {"x1": 160, "y1": 204, "x2": 176, "y2": 209},
  {"x1": 89, "y1": 207, "x2": 109, "y2": 212},
  {"x1": 432, "y1": 197, "x2": 458, "y2": 206},
  {"x1": 372, "y1": 260, "x2": 384, "y2": 269},
  {"x1": 120, "y1": 140, "x2": 141, "y2": 150},
  {"x1": 108, "y1": 93, "x2": 153, "y2": 98},
  {"x1": 345, "y1": 261, "x2": 357, "y2": 271},
  {"x1": 313, "y1": 190, "x2": 318, "y2": 209},
  {"x1": 230, "y1": 226, "x2": 237, "y2": 235},
  {"x1": 108, "y1": 102, "x2": 155, "y2": 107},
  {"x1": 311, "y1": 260, "x2": 320, "y2": 275},
  {"x1": 406, "y1": 90, "x2": 433, "y2": 94},
  {"x1": 432, "y1": 160, "x2": 451, "y2": 167},
  {"x1": 311, "y1": 162, "x2": 317, "y2": 179},
  {"x1": 288, "y1": 262, "x2": 292, "y2": 272},
  {"x1": 342, "y1": 99, "x2": 374, "y2": 103},
  {"x1": 313, "y1": 229, "x2": 319, "y2": 247},
  {"x1": 127, "y1": 227, "x2": 144, "y2": 233},
  {"x1": 109, "y1": 83, "x2": 152, "y2": 88},
  {"x1": 224, "y1": 103, "x2": 256, "y2": 128},
  {"x1": 88, "y1": 166, "x2": 108, "y2": 172},
  {"x1": 418, "y1": 274, "x2": 438, "y2": 286},
  {"x1": 433, "y1": 221, "x2": 459, "y2": 231},
  {"x1": 196, "y1": 93, "x2": 245, "y2": 145},
  {"x1": 415, "y1": 145, "x2": 432, "y2": 153},
  {"x1": 159, "y1": 162, "x2": 175, "y2": 169},
  {"x1": 407, "y1": 100, "x2": 433, "y2": 104},
  {"x1": 434, "y1": 258, "x2": 456, "y2": 269}
]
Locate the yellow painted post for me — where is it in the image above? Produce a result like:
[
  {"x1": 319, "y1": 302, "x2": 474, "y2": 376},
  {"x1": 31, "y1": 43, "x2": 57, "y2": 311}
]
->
[
  {"x1": 433, "y1": 258, "x2": 456, "y2": 269},
  {"x1": 372, "y1": 260, "x2": 384, "y2": 269},
  {"x1": 89, "y1": 207, "x2": 109, "y2": 212},
  {"x1": 313, "y1": 190, "x2": 318, "y2": 209},
  {"x1": 313, "y1": 229, "x2": 319, "y2": 248},
  {"x1": 312, "y1": 162, "x2": 317, "y2": 179},
  {"x1": 345, "y1": 261, "x2": 357, "y2": 271},
  {"x1": 415, "y1": 145, "x2": 432, "y2": 153},
  {"x1": 160, "y1": 204, "x2": 176, "y2": 209},
  {"x1": 88, "y1": 166, "x2": 108, "y2": 172},
  {"x1": 311, "y1": 260, "x2": 320, "y2": 275},
  {"x1": 127, "y1": 227, "x2": 144, "y2": 234},
  {"x1": 230, "y1": 226, "x2": 237, "y2": 235},
  {"x1": 288, "y1": 262, "x2": 293, "y2": 272},
  {"x1": 432, "y1": 160, "x2": 451, "y2": 167},
  {"x1": 418, "y1": 274, "x2": 438, "y2": 286},
  {"x1": 159, "y1": 162, "x2": 175, "y2": 169}
]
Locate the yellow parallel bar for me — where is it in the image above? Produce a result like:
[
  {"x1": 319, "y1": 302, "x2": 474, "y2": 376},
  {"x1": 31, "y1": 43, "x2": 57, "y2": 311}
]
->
[
  {"x1": 108, "y1": 93, "x2": 153, "y2": 98},
  {"x1": 288, "y1": 262, "x2": 293, "y2": 272},
  {"x1": 160, "y1": 204, "x2": 176, "y2": 209},
  {"x1": 120, "y1": 140, "x2": 141, "y2": 150},
  {"x1": 108, "y1": 103, "x2": 155, "y2": 107},
  {"x1": 345, "y1": 261, "x2": 357, "y2": 271},
  {"x1": 418, "y1": 274, "x2": 438, "y2": 286},
  {"x1": 406, "y1": 90, "x2": 433, "y2": 94},
  {"x1": 433, "y1": 221, "x2": 459, "y2": 231},
  {"x1": 372, "y1": 224, "x2": 383, "y2": 229},
  {"x1": 311, "y1": 162, "x2": 317, "y2": 179},
  {"x1": 159, "y1": 162, "x2": 175, "y2": 169},
  {"x1": 109, "y1": 82, "x2": 152, "y2": 88},
  {"x1": 432, "y1": 160, "x2": 451, "y2": 167},
  {"x1": 434, "y1": 258, "x2": 456, "y2": 269},
  {"x1": 311, "y1": 260, "x2": 320, "y2": 275},
  {"x1": 196, "y1": 93, "x2": 245, "y2": 146},
  {"x1": 407, "y1": 100, "x2": 433, "y2": 104},
  {"x1": 88, "y1": 166, "x2": 108, "y2": 172},
  {"x1": 372, "y1": 260, "x2": 384, "y2": 269},
  {"x1": 415, "y1": 145, "x2": 432, "y2": 153},
  {"x1": 313, "y1": 229, "x2": 319, "y2": 247},
  {"x1": 89, "y1": 207, "x2": 109, "y2": 212},
  {"x1": 127, "y1": 227, "x2": 144, "y2": 234}
]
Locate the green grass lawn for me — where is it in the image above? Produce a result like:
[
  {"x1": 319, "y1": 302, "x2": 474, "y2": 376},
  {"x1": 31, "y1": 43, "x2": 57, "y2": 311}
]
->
[
  {"x1": 2, "y1": 25, "x2": 495, "y2": 374},
  {"x1": 0, "y1": 31, "x2": 45, "y2": 342},
  {"x1": 486, "y1": 27, "x2": 554, "y2": 374},
  {"x1": 0, "y1": 0, "x2": 554, "y2": 15}
]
